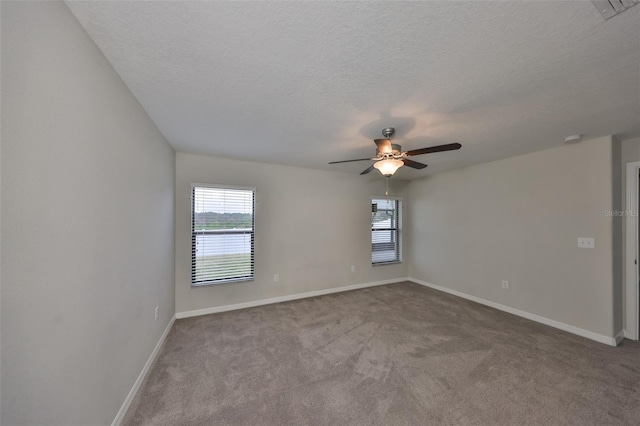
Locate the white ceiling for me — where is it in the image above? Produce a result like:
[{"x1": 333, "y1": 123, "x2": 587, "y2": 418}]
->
[{"x1": 67, "y1": 1, "x2": 639, "y2": 179}]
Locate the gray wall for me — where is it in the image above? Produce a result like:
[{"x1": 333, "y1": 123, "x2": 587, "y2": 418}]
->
[
  {"x1": 175, "y1": 152, "x2": 409, "y2": 314},
  {"x1": 612, "y1": 138, "x2": 622, "y2": 334},
  {"x1": 621, "y1": 137, "x2": 640, "y2": 165},
  {"x1": 0, "y1": 2, "x2": 3, "y2": 420},
  {"x1": 408, "y1": 136, "x2": 618, "y2": 338},
  {"x1": 1, "y1": 2, "x2": 175, "y2": 425}
]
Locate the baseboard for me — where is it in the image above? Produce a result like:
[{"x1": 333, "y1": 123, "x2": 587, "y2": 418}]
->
[
  {"x1": 614, "y1": 330, "x2": 625, "y2": 345},
  {"x1": 176, "y1": 277, "x2": 409, "y2": 319},
  {"x1": 111, "y1": 314, "x2": 176, "y2": 426},
  {"x1": 409, "y1": 278, "x2": 619, "y2": 347}
]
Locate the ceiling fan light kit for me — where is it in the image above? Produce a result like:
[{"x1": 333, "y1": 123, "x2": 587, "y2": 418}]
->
[
  {"x1": 329, "y1": 127, "x2": 462, "y2": 177},
  {"x1": 373, "y1": 158, "x2": 404, "y2": 176}
]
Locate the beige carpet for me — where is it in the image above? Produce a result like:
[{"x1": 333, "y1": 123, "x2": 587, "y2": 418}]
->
[{"x1": 123, "y1": 282, "x2": 640, "y2": 425}]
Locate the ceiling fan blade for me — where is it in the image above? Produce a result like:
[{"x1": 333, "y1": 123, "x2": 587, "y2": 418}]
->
[
  {"x1": 406, "y1": 143, "x2": 461, "y2": 156},
  {"x1": 360, "y1": 165, "x2": 375, "y2": 175},
  {"x1": 328, "y1": 158, "x2": 372, "y2": 164},
  {"x1": 402, "y1": 159, "x2": 428, "y2": 169},
  {"x1": 374, "y1": 139, "x2": 393, "y2": 154}
]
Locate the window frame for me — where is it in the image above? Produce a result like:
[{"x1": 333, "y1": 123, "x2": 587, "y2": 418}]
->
[
  {"x1": 371, "y1": 197, "x2": 402, "y2": 266},
  {"x1": 190, "y1": 183, "x2": 256, "y2": 287}
]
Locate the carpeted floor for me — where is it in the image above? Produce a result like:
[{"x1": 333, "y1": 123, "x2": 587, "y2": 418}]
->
[{"x1": 123, "y1": 281, "x2": 640, "y2": 425}]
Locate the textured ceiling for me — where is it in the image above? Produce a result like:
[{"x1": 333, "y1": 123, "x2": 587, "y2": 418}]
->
[{"x1": 66, "y1": 1, "x2": 639, "y2": 179}]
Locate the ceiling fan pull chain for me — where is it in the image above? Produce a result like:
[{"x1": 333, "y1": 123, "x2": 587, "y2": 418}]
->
[{"x1": 385, "y1": 176, "x2": 390, "y2": 196}]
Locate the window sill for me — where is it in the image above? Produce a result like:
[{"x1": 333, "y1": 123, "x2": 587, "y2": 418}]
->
[
  {"x1": 372, "y1": 261, "x2": 402, "y2": 266},
  {"x1": 192, "y1": 277, "x2": 254, "y2": 287}
]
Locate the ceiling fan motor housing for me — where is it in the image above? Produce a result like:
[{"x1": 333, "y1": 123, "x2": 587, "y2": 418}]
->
[{"x1": 376, "y1": 143, "x2": 403, "y2": 158}]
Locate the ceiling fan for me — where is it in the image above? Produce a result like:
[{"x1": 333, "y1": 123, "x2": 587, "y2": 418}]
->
[{"x1": 329, "y1": 127, "x2": 461, "y2": 176}]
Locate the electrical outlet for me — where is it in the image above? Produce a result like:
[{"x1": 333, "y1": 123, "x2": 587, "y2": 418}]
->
[
  {"x1": 577, "y1": 237, "x2": 595, "y2": 248},
  {"x1": 154, "y1": 306, "x2": 159, "y2": 322},
  {"x1": 274, "y1": 274, "x2": 279, "y2": 282},
  {"x1": 351, "y1": 265, "x2": 356, "y2": 273},
  {"x1": 501, "y1": 280, "x2": 509, "y2": 289}
]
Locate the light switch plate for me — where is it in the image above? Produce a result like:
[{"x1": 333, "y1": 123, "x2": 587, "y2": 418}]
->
[{"x1": 577, "y1": 238, "x2": 595, "y2": 249}]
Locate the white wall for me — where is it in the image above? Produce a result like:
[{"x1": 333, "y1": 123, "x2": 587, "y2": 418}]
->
[
  {"x1": 176, "y1": 152, "x2": 409, "y2": 314},
  {"x1": 1, "y1": 3, "x2": 175, "y2": 425},
  {"x1": 408, "y1": 136, "x2": 619, "y2": 338}
]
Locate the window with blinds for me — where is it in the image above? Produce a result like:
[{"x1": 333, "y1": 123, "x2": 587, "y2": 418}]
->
[
  {"x1": 191, "y1": 184, "x2": 255, "y2": 286},
  {"x1": 371, "y1": 198, "x2": 401, "y2": 265}
]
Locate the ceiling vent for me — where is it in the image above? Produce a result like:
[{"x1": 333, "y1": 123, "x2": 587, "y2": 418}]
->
[{"x1": 592, "y1": 0, "x2": 639, "y2": 19}]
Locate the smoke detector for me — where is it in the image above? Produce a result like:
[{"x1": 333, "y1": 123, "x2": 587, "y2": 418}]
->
[
  {"x1": 592, "y1": 0, "x2": 639, "y2": 20},
  {"x1": 564, "y1": 134, "x2": 583, "y2": 144}
]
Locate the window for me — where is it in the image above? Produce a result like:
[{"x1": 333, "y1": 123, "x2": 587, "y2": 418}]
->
[
  {"x1": 191, "y1": 184, "x2": 255, "y2": 286},
  {"x1": 371, "y1": 198, "x2": 401, "y2": 265}
]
